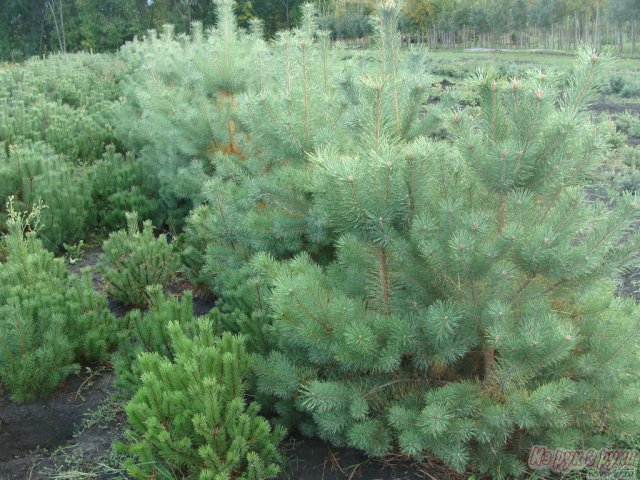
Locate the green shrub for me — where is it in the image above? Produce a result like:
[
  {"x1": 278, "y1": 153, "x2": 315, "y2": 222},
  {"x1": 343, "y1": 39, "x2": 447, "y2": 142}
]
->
[
  {"x1": 66, "y1": 269, "x2": 122, "y2": 364},
  {"x1": 177, "y1": 4, "x2": 342, "y2": 299},
  {"x1": 113, "y1": 285, "x2": 203, "y2": 394},
  {"x1": 621, "y1": 144, "x2": 640, "y2": 169},
  {"x1": 248, "y1": 37, "x2": 640, "y2": 477},
  {"x1": 99, "y1": 211, "x2": 179, "y2": 307},
  {"x1": 116, "y1": 318, "x2": 285, "y2": 480},
  {"x1": 606, "y1": 146, "x2": 640, "y2": 194},
  {"x1": 115, "y1": 0, "x2": 262, "y2": 226},
  {"x1": 613, "y1": 168, "x2": 640, "y2": 192},
  {"x1": 0, "y1": 53, "x2": 121, "y2": 161},
  {"x1": 89, "y1": 144, "x2": 163, "y2": 232},
  {"x1": 429, "y1": 58, "x2": 471, "y2": 79},
  {"x1": 615, "y1": 111, "x2": 640, "y2": 139},
  {"x1": 0, "y1": 199, "x2": 118, "y2": 402},
  {"x1": 601, "y1": 73, "x2": 625, "y2": 95},
  {"x1": 0, "y1": 141, "x2": 96, "y2": 250},
  {"x1": 598, "y1": 74, "x2": 640, "y2": 99},
  {"x1": 620, "y1": 81, "x2": 640, "y2": 99},
  {"x1": 181, "y1": 2, "x2": 442, "y2": 306}
]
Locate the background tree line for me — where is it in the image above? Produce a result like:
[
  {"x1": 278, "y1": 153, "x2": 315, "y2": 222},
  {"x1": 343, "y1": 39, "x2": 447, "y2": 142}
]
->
[
  {"x1": 325, "y1": 0, "x2": 640, "y2": 53},
  {"x1": 0, "y1": 0, "x2": 305, "y2": 60},
  {"x1": 2, "y1": 0, "x2": 640, "y2": 60}
]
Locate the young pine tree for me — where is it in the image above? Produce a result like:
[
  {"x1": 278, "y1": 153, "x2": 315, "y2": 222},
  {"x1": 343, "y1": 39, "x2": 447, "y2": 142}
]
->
[
  {"x1": 113, "y1": 285, "x2": 214, "y2": 394},
  {"x1": 180, "y1": 3, "x2": 341, "y2": 322},
  {"x1": 0, "y1": 198, "x2": 118, "y2": 402},
  {"x1": 252, "y1": 46, "x2": 640, "y2": 478},
  {"x1": 181, "y1": 1, "x2": 441, "y2": 316},
  {"x1": 117, "y1": 319, "x2": 285, "y2": 480},
  {"x1": 89, "y1": 144, "x2": 163, "y2": 232},
  {"x1": 0, "y1": 141, "x2": 96, "y2": 250},
  {"x1": 99, "y1": 211, "x2": 179, "y2": 308},
  {"x1": 116, "y1": 0, "x2": 261, "y2": 226},
  {"x1": 0, "y1": 53, "x2": 119, "y2": 162}
]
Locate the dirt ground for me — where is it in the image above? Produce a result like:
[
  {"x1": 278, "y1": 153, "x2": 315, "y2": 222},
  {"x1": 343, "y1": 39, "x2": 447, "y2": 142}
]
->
[
  {"x1": 590, "y1": 100, "x2": 640, "y2": 115},
  {"x1": 0, "y1": 370, "x2": 123, "y2": 479}
]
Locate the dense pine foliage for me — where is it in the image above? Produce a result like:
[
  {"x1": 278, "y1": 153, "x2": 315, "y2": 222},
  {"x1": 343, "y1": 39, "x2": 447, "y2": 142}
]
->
[
  {"x1": 99, "y1": 212, "x2": 179, "y2": 307},
  {"x1": 116, "y1": 319, "x2": 285, "y2": 480},
  {"x1": 0, "y1": 199, "x2": 118, "y2": 401},
  {"x1": 1, "y1": 1, "x2": 639, "y2": 478}
]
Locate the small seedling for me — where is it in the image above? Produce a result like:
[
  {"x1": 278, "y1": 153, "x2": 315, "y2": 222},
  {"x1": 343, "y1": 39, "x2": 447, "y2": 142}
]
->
[{"x1": 63, "y1": 240, "x2": 85, "y2": 264}]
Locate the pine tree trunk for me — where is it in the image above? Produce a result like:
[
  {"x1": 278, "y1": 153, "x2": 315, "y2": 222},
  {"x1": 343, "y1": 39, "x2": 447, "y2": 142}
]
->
[
  {"x1": 595, "y1": 0, "x2": 600, "y2": 49},
  {"x1": 46, "y1": 0, "x2": 64, "y2": 53},
  {"x1": 39, "y1": 3, "x2": 46, "y2": 56},
  {"x1": 618, "y1": 27, "x2": 623, "y2": 53},
  {"x1": 545, "y1": 29, "x2": 549, "y2": 49},
  {"x1": 282, "y1": 0, "x2": 290, "y2": 28},
  {"x1": 575, "y1": 12, "x2": 579, "y2": 48},
  {"x1": 585, "y1": 14, "x2": 590, "y2": 44},
  {"x1": 58, "y1": 0, "x2": 66, "y2": 53},
  {"x1": 632, "y1": 20, "x2": 637, "y2": 55},
  {"x1": 484, "y1": 348, "x2": 495, "y2": 384}
]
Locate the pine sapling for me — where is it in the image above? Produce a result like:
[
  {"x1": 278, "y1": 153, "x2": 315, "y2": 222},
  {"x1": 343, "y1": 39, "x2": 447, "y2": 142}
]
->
[
  {"x1": 0, "y1": 198, "x2": 117, "y2": 401},
  {"x1": 252, "y1": 46, "x2": 640, "y2": 478},
  {"x1": 116, "y1": 318, "x2": 285, "y2": 480},
  {"x1": 99, "y1": 212, "x2": 179, "y2": 307}
]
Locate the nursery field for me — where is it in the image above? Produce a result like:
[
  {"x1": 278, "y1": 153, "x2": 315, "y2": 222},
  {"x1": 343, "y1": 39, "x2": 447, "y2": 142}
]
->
[{"x1": 2, "y1": 2, "x2": 640, "y2": 479}]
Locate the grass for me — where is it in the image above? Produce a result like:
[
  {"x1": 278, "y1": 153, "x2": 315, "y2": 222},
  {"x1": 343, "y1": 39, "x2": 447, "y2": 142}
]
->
[
  {"x1": 336, "y1": 46, "x2": 640, "y2": 101},
  {"x1": 44, "y1": 446, "x2": 128, "y2": 480},
  {"x1": 38, "y1": 391, "x2": 130, "y2": 480},
  {"x1": 428, "y1": 48, "x2": 640, "y2": 69},
  {"x1": 75, "y1": 392, "x2": 125, "y2": 434}
]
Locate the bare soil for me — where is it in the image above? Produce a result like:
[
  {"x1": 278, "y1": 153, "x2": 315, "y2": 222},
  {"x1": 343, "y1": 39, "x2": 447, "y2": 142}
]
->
[
  {"x1": 590, "y1": 100, "x2": 640, "y2": 115},
  {"x1": 0, "y1": 370, "x2": 122, "y2": 479},
  {"x1": 279, "y1": 436, "x2": 458, "y2": 480}
]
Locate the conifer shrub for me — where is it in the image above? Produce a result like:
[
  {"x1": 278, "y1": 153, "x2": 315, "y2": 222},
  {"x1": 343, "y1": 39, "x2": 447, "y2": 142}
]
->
[
  {"x1": 0, "y1": 53, "x2": 121, "y2": 161},
  {"x1": 89, "y1": 144, "x2": 163, "y2": 232},
  {"x1": 225, "y1": 4, "x2": 341, "y2": 265},
  {"x1": 238, "y1": 4, "x2": 340, "y2": 163},
  {"x1": 603, "y1": 74, "x2": 626, "y2": 96},
  {"x1": 116, "y1": 318, "x2": 285, "y2": 480},
  {"x1": 607, "y1": 145, "x2": 640, "y2": 194},
  {"x1": 243, "y1": 14, "x2": 640, "y2": 478},
  {"x1": 66, "y1": 269, "x2": 123, "y2": 364},
  {"x1": 99, "y1": 212, "x2": 179, "y2": 307},
  {"x1": 181, "y1": 1, "x2": 443, "y2": 306},
  {"x1": 176, "y1": 4, "x2": 344, "y2": 335},
  {"x1": 0, "y1": 199, "x2": 118, "y2": 402},
  {"x1": 180, "y1": 178, "x2": 267, "y2": 306},
  {"x1": 113, "y1": 285, "x2": 206, "y2": 394},
  {"x1": 0, "y1": 141, "x2": 96, "y2": 250},
  {"x1": 115, "y1": 0, "x2": 261, "y2": 226},
  {"x1": 98, "y1": 212, "x2": 179, "y2": 307},
  {"x1": 615, "y1": 111, "x2": 640, "y2": 139},
  {"x1": 0, "y1": 53, "x2": 122, "y2": 109},
  {"x1": 620, "y1": 81, "x2": 640, "y2": 99}
]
